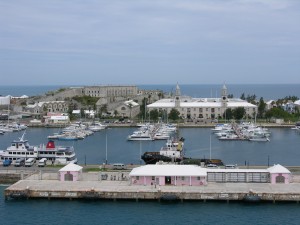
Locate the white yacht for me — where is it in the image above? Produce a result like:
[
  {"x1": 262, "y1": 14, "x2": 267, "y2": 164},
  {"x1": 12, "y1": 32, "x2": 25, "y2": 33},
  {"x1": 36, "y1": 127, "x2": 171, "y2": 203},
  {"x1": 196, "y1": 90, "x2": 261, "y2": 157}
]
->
[{"x1": 0, "y1": 133, "x2": 77, "y2": 165}]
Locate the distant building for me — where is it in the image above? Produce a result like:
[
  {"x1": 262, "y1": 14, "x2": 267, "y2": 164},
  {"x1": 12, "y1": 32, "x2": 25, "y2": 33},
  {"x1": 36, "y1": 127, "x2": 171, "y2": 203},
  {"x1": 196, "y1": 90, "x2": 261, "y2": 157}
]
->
[
  {"x1": 85, "y1": 85, "x2": 138, "y2": 103},
  {"x1": 147, "y1": 84, "x2": 257, "y2": 120},
  {"x1": 44, "y1": 113, "x2": 70, "y2": 124},
  {"x1": 0, "y1": 96, "x2": 11, "y2": 105},
  {"x1": 26, "y1": 101, "x2": 69, "y2": 115},
  {"x1": 114, "y1": 100, "x2": 140, "y2": 118}
]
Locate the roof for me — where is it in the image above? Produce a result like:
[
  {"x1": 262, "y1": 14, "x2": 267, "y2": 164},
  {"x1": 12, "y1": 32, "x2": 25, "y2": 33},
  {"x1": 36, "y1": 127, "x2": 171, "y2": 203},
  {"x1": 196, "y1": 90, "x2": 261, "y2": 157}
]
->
[
  {"x1": 124, "y1": 100, "x2": 139, "y2": 107},
  {"x1": 129, "y1": 165, "x2": 207, "y2": 177},
  {"x1": 147, "y1": 98, "x2": 257, "y2": 108},
  {"x1": 72, "y1": 110, "x2": 80, "y2": 114},
  {"x1": 207, "y1": 168, "x2": 268, "y2": 173},
  {"x1": 59, "y1": 163, "x2": 83, "y2": 172},
  {"x1": 267, "y1": 164, "x2": 291, "y2": 174},
  {"x1": 294, "y1": 100, "x2": 300, "y2": 105}
]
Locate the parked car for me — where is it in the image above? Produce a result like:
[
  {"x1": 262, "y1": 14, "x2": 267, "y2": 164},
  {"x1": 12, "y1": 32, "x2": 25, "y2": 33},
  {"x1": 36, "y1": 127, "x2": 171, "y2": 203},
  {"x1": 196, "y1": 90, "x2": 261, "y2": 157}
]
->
[
  {"x1": 225, "y1": 164, "x2": 238, "y2": 169},
  {"x1": 14, "y1": 158, "x2": 25, "y2": 167},
  {"x1": 3, "y1": 159, "x2": 12, "y2": 167},
  {"x1": 206, "y1": 164, "x2": 219, "y2": 168},
  {"x1": 25, "y1": 158, "x2": 35, "y2": 167},
  {"x1": 112, "y1": 163, "x2": 126, "y2": 170}
]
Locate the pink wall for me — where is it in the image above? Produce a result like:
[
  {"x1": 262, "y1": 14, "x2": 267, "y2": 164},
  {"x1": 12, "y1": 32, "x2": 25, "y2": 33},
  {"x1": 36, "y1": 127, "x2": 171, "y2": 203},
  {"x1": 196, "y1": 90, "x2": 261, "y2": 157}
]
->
[
  {"x1": 270, "y1": 173, "x2": 291, "y2": 184},
  {"x1": 131, "y1": 176, "x2": 207, "y2": 186},
  {"x1": 59, "y1": 171, "x2": 81, "y2": 181}
]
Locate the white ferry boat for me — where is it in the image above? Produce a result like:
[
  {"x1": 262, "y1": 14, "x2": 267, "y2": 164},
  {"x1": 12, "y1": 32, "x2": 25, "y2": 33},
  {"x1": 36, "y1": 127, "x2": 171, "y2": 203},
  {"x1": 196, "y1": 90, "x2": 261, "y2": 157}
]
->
[{"x1": 0, "y1": 133, "x2": 77, "y2": 165}]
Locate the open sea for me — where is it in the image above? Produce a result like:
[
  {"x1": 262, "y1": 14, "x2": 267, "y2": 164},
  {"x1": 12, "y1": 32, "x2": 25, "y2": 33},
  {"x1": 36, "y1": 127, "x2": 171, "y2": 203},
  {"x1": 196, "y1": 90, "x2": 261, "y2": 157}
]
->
[
  {"x1": 1, "y1": 84, "x2": 300, "y2": 224},
  {"x1": 1, "y1": 84, "x2": 300, "y2": 100}
]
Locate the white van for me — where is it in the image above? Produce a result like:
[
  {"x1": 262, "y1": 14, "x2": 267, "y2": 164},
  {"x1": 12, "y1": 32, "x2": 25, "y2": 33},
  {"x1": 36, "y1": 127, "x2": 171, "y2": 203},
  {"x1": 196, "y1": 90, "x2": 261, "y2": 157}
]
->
[
  {"x1": 38, "y1": 158, "x2": 47, "y2": 167},
  {"x1": 112, "y1": 163, "x2": 126, "y2": 170},
  {"x1": 25, "y1": 158, "x2": 35, "y2": 167},
  {"x1": 225, "y1": 164, "x2": 238, "y2": 169}
]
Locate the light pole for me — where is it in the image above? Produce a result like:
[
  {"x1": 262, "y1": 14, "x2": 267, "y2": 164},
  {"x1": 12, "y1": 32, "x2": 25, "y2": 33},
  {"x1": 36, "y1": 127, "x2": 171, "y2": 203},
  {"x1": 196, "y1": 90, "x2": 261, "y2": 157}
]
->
[
  {"x1": 105, "y1": 129, "x2": 108, "y2": 165},
  {"x1": 139, "y1": 140, "x2": 142, "y2": 165}
]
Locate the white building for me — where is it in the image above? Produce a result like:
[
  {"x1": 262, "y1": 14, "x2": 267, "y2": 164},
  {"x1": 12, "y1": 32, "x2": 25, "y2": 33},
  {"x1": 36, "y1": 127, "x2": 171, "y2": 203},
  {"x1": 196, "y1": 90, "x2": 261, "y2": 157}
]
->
[
  {"x1": 0, "y1": 96, "x2": 11, "y2": 105},
  {"x1": 147, "y1": 84, "x2": 257, "y2": 120}
]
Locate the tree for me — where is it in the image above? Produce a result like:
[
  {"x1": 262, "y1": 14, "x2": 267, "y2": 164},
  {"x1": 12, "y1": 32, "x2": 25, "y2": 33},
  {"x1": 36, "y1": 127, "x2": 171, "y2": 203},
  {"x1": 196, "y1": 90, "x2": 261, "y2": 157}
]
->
[
  {"x1": 258, "y1": 97, "x2": 266, "y2": 118},
  {"x1": 99, "y1": 104, "x2": 107, "y2": 117},
  {"x1": 240, "y1": 93, "x2": 245, "y2": 100},
  {"x1": 223, "y1": 108, "x2": 233, "y2": 120},
  {"x1": 114, "y1": 110, "x2": 119, "y2": 117},
  {"x1": 168, "y1": 108, "x2": 180, "y2": 121},
  {"x1": 150, "y1": 109, "x2": 159, "y2": 121},
  {"x1": 127, "y1": 102, "x2": 134, "y2": 119},
  {"x1": 233, "y1": 107, "x2": 246, "y2": 120}
]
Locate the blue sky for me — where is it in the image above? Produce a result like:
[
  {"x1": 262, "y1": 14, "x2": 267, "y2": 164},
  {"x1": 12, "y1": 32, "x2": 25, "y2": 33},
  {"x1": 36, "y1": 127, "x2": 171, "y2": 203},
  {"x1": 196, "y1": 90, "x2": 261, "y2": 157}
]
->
[{"x1": 0, "y1": 0, "x2": 299, "y2": 85}]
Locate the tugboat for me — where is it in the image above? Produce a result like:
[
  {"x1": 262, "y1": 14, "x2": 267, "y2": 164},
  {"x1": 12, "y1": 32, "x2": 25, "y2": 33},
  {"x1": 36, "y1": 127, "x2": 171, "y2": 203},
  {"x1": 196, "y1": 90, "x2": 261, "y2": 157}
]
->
[
  {"x1": 141, "y1": 137, "x2": 184, "y2": 164},
  {"x1": 141, "y1": 137, "x2": 224, "y2": 166}
]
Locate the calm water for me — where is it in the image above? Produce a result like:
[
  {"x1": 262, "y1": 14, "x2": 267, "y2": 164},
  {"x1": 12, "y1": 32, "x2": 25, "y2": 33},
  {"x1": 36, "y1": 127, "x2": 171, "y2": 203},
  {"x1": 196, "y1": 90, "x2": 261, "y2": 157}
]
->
[
  {"x1": 1, "y1": 84, "x2": 300, "y2": 222},
  {"x1": 1, "y1": 185, "x2": 300, "y2": 225},
  {"x1": 1, "y1": 84, "x2": 300, "y2": 100},
  {"x1": 1, "y1": 128, "x2": 300, "y2": 224},
  {"x1": 1, "y1": 127, "x2": 300, "y2": 166}
]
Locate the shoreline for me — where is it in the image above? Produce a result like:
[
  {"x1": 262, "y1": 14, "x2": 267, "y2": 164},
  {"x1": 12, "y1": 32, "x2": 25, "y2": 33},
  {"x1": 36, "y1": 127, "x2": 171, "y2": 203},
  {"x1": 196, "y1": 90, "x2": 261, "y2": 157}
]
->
[{"x1": 26, "y1": 122, "x2": 295, "y2": 129}]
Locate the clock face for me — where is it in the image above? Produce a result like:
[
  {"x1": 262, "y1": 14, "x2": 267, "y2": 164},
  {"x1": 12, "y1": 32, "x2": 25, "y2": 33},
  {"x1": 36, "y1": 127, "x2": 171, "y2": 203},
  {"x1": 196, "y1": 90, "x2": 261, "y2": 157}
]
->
[
  {"x1": 176, "y1": 97, "x2": 179, "y2": 100},
  {"x1": 223, "y1": 96, "x2": 226, "y2": 100}
]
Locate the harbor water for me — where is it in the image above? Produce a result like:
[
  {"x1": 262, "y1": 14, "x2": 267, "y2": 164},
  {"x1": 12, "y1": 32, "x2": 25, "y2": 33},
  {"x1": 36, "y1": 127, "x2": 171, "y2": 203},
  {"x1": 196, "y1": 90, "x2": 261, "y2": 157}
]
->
[
  {"x1": 1, "y1": 127, "x2": 300, "y2": 166},
  {"x1": 1, "y1": 84, "x2": 300, "y2": 224},
  {"x1": 1, "y1": 185, "x2": 300, "y2": 225}
]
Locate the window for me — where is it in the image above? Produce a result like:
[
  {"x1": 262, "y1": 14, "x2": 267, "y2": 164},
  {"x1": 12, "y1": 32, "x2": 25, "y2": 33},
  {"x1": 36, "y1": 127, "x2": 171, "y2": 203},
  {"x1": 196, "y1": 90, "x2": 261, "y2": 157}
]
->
[
  {"x1": 197, "y1": 177, "x2": 201, "y2": 180},
  {"x1": 152, "y1": 176, "x2": 155, "y2": 180},
  {"x1": 181, "y1": 177, "x2": 185, "y2": 181},
  {"x1": 136, "y1": 176, "x2": 140, "y2": 180}
]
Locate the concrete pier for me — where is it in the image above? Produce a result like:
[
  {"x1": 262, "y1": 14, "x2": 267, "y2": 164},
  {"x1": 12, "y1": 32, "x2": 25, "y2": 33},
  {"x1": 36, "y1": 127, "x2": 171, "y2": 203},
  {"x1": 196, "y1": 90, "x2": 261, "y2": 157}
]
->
[{"x1": 5, "y1": 171, "x2": 300, "y2": 202}]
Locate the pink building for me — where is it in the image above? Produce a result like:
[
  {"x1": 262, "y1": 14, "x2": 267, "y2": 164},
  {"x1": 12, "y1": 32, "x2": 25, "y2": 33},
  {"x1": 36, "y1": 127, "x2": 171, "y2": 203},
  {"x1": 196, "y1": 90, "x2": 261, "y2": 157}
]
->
[
  {"x1": 59, "y1": 163, "x2": 83, "y2": 181},
  {"x1": 129, "y1": 165, "x2": 207, "y2": 186},
  {"x1": 130, "y1": 164, "x2": 292, "y2": 186},
  {"x1": 267, "y1": 164, "x2": 291, "y2": 184}
]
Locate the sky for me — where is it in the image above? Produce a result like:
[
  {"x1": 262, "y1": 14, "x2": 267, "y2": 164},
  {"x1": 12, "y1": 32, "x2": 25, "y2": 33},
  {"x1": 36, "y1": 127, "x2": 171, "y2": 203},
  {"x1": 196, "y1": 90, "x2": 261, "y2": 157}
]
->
[{"x1": 0, "y1": 0, "x2": 300, "y2": 85}]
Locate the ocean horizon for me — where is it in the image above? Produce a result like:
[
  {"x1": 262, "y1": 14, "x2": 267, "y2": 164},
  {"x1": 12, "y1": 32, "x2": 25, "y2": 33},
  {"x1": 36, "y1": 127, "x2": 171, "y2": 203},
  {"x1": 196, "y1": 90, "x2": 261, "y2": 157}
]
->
[{"x1": 1, "y1": 83, "x2": 300, "y2": 100}]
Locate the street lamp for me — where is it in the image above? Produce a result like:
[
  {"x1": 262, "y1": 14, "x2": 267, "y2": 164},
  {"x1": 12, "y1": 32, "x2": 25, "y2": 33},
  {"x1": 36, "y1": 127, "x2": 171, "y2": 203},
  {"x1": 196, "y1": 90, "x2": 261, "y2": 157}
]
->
[{"x1": 105, "y1": 129, "x2": 108, "y2": 165}]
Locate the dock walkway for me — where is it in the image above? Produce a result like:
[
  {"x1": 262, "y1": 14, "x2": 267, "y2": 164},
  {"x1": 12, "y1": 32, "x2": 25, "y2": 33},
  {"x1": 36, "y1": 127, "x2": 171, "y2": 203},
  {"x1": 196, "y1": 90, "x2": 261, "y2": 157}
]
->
[{"x1": 5, "y1": 171, "x2": 300, "y2": 202}]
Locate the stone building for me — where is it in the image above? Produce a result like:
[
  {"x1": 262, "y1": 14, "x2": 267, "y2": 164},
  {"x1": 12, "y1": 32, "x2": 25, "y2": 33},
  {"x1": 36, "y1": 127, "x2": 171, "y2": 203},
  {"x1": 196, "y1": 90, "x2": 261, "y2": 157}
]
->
[
  {"x1": 26, "y1": 101, "x2": 69, "y2": 115},
  {"x1": 147, "y1": 84, "x2": 258, "y2": 120},
  {"x1": 114, "y1": 100, "x2": 140, "y2": 118},
  {"x1": 85, "y1": 85, "x2": 138, "y2": 103}
]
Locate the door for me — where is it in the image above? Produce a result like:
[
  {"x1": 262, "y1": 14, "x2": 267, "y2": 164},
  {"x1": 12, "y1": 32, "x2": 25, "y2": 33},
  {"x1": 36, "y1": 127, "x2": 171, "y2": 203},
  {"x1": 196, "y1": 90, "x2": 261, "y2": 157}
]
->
[
  {"x1": 165, "y1": 176, "x2": 171, "y2": 185},
  {"x1": 64, "y1": 172, "x2": 74, "y2": 181}
]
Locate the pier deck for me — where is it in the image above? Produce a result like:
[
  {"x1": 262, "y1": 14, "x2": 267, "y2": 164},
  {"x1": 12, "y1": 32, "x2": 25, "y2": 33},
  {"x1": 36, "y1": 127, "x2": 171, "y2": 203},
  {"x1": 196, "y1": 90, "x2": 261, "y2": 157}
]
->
[{"x1": 5, "y1": 172, "x2": 300, "y2": 202}]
